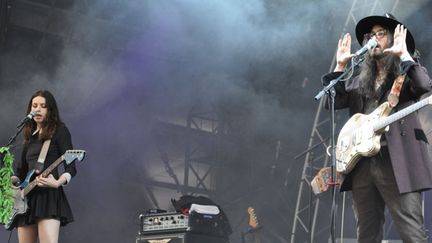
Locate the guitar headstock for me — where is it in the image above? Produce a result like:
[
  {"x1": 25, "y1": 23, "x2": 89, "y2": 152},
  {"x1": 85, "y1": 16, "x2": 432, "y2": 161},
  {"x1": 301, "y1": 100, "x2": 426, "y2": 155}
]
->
[
  {"x1": 247, "y1": 207, "x2": 259, "y2": 229},
  {"x1": 64, "y1": 150, "x2": 86, "y2": 164}
]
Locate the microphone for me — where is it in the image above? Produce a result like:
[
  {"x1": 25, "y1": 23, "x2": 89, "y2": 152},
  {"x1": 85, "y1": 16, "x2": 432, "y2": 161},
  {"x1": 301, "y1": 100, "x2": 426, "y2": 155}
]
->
[
  {"x1": 17, "y1": 111, "x2": 37, "y2": 128},
  {"x1": 354, "y1": 38, "x2": 377, "y2": 56}
]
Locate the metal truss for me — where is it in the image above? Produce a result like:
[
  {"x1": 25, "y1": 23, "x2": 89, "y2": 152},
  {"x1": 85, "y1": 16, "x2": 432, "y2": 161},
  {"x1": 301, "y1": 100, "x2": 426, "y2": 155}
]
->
[
  {"x1": 290, "y1": 0, "x2": 399, "y2": 242},
  {"x1": 149, "y1": 104, "x2": 224, "y2": 202},
  {"x1": 183, "y1": 106, "x2": 222, "y2": 195}
]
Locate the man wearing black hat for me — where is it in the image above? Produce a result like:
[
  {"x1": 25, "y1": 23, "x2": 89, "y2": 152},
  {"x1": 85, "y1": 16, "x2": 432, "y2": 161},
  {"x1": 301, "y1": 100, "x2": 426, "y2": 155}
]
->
[{"x1": 322, "y1": 14, "x2": 432, "y2": 242}]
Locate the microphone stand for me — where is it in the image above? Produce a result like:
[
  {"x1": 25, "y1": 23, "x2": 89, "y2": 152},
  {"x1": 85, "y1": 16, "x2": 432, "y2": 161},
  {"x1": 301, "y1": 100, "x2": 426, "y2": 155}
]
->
[
  {"x1": 6, "y1": 112, "x2": 35, "y2": 148},
  {"x1": 6, "y1": 120, "x2": 27, "y2": 147},
  {"x1": 314, "y1": 55, "x2": 364, "y2": 243},
  {"x1": 241, "y1": 226, "x2": 262, "y2": 243},
  {"x1": 1, "y1": 118, "x2": 28, "y2": 170}
]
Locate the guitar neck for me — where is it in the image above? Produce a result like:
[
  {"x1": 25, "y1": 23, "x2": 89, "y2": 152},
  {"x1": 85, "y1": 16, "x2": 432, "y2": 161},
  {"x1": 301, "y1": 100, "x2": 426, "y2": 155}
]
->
[
  {"x1": 373, "y1": 98, "x2": 430, "y2": 131},
  {"x1": 23, "y1": 155, "x2": 64, "y2": 196}
]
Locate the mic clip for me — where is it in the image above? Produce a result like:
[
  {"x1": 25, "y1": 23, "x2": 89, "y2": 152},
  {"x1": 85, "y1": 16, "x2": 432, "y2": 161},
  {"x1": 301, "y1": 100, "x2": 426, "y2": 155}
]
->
[{"x1": 16, "y1": 111, "x2": 36, "y2": 128}]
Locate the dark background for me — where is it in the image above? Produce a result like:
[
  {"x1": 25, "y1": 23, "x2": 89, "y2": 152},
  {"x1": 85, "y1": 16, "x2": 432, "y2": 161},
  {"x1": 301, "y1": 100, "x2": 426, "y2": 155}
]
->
[{"x1": 1, "y1": 0, "x2": 432, "y2": 242}]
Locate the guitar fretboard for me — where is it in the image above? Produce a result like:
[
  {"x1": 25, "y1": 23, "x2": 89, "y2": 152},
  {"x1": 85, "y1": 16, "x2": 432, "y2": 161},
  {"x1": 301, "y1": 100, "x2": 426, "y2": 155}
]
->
[
  {"x1": 373, "y1": 97, "x2": 431, "y2": 131},
  {"x1": 23, "y1": 155, "x2": 64, "y2": 196}
]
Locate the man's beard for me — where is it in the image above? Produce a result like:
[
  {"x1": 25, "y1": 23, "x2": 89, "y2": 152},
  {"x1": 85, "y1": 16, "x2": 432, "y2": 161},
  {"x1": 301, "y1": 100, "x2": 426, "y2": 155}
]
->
[{"x1": 370, "y1": 50, "x2": 387, "y2": 60}]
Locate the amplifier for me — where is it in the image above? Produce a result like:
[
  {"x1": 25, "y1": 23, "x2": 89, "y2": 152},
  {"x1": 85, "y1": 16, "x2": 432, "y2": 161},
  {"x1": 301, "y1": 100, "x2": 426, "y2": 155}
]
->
[
  {"x1": 139, "y1": 211, "x2": 230, "y2": 238},
  {"x1": 136, "y1": 232, "x2": 228, "y2": 243},
  {"x1": 139, "y1": 212, "x2": 189, "y2": 235}
]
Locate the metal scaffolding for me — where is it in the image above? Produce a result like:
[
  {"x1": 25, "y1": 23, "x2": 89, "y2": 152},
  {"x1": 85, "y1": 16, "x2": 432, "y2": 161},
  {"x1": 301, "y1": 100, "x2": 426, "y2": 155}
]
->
[
  {"x1": 150, "y1": 106, "x2": 222, "y2": 198},
  {"x1": 290, "y1": 1, "x2": 399, "y2": 242}
]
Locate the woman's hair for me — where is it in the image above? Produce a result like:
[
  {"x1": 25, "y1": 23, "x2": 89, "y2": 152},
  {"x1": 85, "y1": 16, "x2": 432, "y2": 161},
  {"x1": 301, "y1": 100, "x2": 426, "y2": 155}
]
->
[
  {"x1": 23, "y1": 90, "x2": 63, "y2": 144},
  {"x1": 358, "y1": 27, "x2": 400, "y2": 99}
]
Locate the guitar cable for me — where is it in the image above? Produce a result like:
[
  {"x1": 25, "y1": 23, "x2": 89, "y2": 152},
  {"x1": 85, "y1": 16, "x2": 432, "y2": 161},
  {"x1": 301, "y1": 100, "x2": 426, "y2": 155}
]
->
[{"x1": 7, "y1": 228, "x2": 13, "y2": 243}]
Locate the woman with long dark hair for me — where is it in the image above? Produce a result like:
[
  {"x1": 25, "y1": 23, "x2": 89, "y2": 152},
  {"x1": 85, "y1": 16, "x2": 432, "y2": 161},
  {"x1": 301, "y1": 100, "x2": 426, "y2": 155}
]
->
[{"x1": 11, "y1": 90, "x2": 77, "y2": 243}]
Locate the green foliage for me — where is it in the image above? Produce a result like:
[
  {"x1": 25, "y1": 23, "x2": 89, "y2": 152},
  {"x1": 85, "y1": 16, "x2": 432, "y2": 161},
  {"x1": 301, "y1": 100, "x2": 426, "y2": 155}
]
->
[{"x1": 0, "y1": 146, "x2": 14, "y2": 225}]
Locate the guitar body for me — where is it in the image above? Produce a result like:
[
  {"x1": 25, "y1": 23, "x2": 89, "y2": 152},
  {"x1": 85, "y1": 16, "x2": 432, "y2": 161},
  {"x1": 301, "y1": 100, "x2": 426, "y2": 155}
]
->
[
  {"x1": 5, "y1": 188, "x2": 28, "y2": 230},
  {"x1": 336, "y1": 102, "x2": 392, "y2": 174}
]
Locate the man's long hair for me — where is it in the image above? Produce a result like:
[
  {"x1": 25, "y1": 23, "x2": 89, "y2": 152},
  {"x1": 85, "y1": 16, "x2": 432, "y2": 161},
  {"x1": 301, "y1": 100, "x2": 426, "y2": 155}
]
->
[
  {"x1": 358, "y1": 27, "x2": 400, "y2": 100},
  {"x1": 23, "y1": 90, "x2": 63, "y2": 144}
]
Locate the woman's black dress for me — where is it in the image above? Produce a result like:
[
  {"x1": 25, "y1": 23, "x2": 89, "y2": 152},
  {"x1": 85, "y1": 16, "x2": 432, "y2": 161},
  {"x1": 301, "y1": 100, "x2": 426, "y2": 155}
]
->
[{"x1": 15, "y1": 124, "x2": 77, "y2": 227}]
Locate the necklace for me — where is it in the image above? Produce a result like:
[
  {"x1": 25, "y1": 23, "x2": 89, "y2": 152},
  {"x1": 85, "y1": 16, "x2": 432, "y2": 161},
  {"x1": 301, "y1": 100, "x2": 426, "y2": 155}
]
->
[{"x1": 375, "y1": 72, "x2": 386, "y2": 90}]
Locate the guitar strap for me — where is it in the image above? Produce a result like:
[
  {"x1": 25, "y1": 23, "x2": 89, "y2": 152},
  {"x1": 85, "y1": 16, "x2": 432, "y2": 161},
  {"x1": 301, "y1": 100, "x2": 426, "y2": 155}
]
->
[
  {"x1": 311, "y1": 167, "x2": 342, "y2": 194},
  {"x1": 387, "y1": 74, "x2": 406, "y2": 107},
  {"x1": 35, "y1": 139, "x2": 51, "y2": 173}
]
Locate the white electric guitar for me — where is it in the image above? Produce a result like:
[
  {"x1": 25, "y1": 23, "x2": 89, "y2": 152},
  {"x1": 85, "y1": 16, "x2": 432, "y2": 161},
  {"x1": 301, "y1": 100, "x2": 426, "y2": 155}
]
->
[
  {"x1": 4, "y1": 150, "x2": 86, "y2": 230},
  {"x1": 336, "y1": 95, "x2": 432, "y2": 174}
]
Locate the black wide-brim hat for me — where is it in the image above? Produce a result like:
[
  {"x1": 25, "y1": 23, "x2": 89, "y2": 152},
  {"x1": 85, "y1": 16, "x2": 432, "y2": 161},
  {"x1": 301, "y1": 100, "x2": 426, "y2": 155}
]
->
[{"x1": 355, "y1": 13, "x2": 415, "y2": 55}]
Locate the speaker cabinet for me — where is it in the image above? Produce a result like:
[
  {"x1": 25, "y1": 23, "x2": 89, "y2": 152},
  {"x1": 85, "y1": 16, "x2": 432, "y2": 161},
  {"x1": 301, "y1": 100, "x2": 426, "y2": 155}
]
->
[{"x1": 136, "y1": 232, "x2": 228, "y2": 243}]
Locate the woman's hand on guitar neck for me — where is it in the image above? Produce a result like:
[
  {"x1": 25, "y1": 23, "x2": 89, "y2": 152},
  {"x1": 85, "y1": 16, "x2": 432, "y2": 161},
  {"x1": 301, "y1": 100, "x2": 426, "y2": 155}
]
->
[{"x1": 36, "y1": 174, "x2": 62, "y2": 188}]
